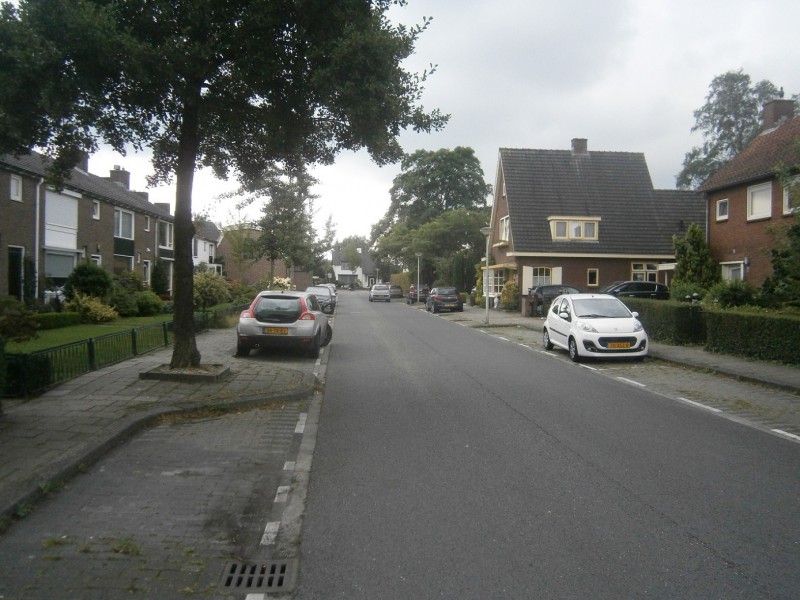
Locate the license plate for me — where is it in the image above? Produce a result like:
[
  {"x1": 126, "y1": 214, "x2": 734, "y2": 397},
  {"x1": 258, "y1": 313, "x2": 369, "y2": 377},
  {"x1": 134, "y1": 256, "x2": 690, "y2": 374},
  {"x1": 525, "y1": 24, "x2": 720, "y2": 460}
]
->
[
  {"x1": 444, "y1": 303, "x2": 455, "y2": 307},
  {"x1": 608, "y1": 342, "x2": 630, "y2": 349},
  {"x1": 265, "y1": 327, "x2": 288, "y2": 335}
]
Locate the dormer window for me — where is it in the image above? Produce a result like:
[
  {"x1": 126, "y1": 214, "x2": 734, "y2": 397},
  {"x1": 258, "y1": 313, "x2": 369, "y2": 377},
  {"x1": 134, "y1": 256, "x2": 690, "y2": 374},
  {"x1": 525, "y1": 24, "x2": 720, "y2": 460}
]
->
[
  {"x1": 499, "y1": 216, "x2": 510, "y2": 241},
  {"x1": 549, "y1": 217, "x2": 600, "y2": 241}
]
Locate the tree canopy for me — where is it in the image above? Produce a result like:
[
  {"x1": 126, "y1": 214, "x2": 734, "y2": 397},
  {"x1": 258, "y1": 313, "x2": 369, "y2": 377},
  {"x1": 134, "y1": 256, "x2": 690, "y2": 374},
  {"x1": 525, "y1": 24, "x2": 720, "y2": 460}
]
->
[
  {"x1": 0, "y1": 0, "x2": 447, "y2": 366},
  {"x1": 676, "y1": 69, "x2": 780, "y2": 190}
]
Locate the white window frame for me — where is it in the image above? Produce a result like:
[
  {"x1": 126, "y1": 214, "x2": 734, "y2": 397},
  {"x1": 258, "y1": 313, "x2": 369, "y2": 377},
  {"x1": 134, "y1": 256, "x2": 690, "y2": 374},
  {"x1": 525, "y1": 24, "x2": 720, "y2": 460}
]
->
[
  {"x1": 193, "y1": 237, "x2": 199, "y2": 257},
  {"x1": 531, "y1": 267, "x2": 550, "y2": 287},
  {"x1": 142, "y1": 260, "x2": 151, "y2": 286},
  {"x1": 747, "y1": 182, "x2": 772, "y2": 221},
  {"x1": 631, "y1": 262, "x2": 658, "y2": 282},
  {"x1": 721, "y1": 262, "x2": 743, "y2": 281},
  {"x1": 92, "y1": 200, "x2": 100, "y2": 220},
  {"x1": 158, "y1": 220, "x2": 174, "y2": 249},
  {"x1": 716, "y1": 198, "x2": 729, "y2": 221},
  {"x1": 114, "y1": 208, "x2": 134, "y2": 239},
  {"x1": 783, "y1": 178, "x2": 799, "y2": 215},
  {"x1": 499, "y1": 216, "x2": 511, "y2": 241},
  {"x1": 550, "y1": 217, "x2": 600, "y2": 241},
  {"x1": 10, "y1": 174, "x2": 22, "y2": 201},
  {"x1": 587, "y1": 268, "x2": 599, "y2": 288},
  {"x1": 90, "y1": 254, "x2": 102, "y2": 265},
  {"x1": 144, "y1": 215, "x2": 151, "y2": 231}
]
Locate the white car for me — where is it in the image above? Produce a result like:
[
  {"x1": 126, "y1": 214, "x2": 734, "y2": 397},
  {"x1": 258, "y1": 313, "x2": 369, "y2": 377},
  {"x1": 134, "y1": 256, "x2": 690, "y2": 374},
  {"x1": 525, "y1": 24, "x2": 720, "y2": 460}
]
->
[
  {"x1": 369, "y1": 284, "x2": 391, "y2": 302},
  {"x1": 542, "y1": 294, "x2": 648, "y2": 361}
]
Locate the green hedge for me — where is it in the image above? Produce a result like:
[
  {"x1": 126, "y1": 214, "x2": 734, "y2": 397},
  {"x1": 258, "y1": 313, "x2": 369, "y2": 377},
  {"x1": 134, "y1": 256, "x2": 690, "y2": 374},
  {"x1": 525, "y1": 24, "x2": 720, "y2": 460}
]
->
[
  {"x1": 33, "y1": 312, "x2": 82, "y2": 330},
  {"x1": 704, "y1": 310, "x2": 800, "y2": 363},
  {"x1": 622, "y1": 299, "x2": 705, "y2": 345}
]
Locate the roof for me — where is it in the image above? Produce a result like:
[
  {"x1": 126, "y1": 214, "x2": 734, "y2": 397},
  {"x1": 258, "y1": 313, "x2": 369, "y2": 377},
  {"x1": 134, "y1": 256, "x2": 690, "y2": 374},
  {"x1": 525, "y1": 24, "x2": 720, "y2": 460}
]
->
[
  {"x1": 0, "y1": 151, "x2": 172, "y2": 220},
  {"x1": 499, "y1": 147, "x2": 705, "y2": 255},
  {"x1": 195, "y1": 220, "x2": 222, "y2": 242},
  {"x1": 700, "y1": 115, "x2": 800, "y2": 192},
  {"x1": 330, "y1": 248, "x2": 376, "y2": 273}
]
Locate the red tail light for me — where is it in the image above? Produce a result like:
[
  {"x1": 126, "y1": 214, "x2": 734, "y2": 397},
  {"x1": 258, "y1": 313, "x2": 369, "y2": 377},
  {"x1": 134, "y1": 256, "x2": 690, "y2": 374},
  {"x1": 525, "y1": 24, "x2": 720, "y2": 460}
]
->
[{"x1": 299, "y1": 311, "x2": 316, "y2": 321}]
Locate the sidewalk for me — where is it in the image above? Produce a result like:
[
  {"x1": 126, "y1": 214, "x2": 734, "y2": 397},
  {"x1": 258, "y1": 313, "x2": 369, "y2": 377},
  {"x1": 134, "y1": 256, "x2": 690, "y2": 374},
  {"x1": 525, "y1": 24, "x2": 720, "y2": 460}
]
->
[{"x1": 0, "y1": 327, "x2": 317, "y2": 523}]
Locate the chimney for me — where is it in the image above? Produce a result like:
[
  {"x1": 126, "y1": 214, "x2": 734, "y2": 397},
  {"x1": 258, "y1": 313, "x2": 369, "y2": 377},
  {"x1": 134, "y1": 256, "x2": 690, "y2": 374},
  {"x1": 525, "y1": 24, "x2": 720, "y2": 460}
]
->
[
  {"x1": 761, "y1": 99, "x2": 795, "y2": 129},
  {"x1": 76, "y1": 151, "x2": 90, "y2": 172},
  {"x1": 571, "y1": 138, "x2": 588, "y2": 155},
  {"x1": 155, "y1": 202, "x2": 171, "y2": 216},
  {"x1": 109, "y1": 165, "x2": 131, "y2": 190}
]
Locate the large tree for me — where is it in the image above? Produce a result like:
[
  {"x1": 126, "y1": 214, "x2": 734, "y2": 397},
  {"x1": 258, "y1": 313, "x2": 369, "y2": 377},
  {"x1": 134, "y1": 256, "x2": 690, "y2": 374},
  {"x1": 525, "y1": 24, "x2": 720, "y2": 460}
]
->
[
  {"x1": 0, "y1": 0, "x2": 447, "y2": 367},
  {"x1": 677, "y1": 69, "x2": 780, "y2": 190}
]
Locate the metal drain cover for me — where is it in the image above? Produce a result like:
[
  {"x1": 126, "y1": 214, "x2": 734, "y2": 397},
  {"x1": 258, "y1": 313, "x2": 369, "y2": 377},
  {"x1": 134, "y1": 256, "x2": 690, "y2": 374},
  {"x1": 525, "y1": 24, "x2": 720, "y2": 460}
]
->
[{"x1": 220, "y1": 558, "x2": 298, "y2": 592}]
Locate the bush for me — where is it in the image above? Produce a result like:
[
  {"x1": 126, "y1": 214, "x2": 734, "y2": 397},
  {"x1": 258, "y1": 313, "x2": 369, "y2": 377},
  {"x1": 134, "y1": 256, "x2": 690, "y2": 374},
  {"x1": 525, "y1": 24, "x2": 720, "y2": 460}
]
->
[
  {"x1": 65, "y1": 292, "x2": 119, "y2": 323},
  {"x1": 109, "y1": 286, "x2": 140, "y2": 317},
  {"x1": 500, "y1": 281, "x2": 519, "y2": 311},
  {"x1": 64, "y1": 262, "x2": 113, "y2": 300},
  {"x1": 32, "y1": 312, "x2": 82, "y2": 330},
  {"x1": 194, "y1": 272, "x2": 231, "y2": 311},
  {"x1": 136, "y1": 291, "x2": 164, "y2": 316},
  {"x1": 703, "y1": 280, "x2": 758, "y2": 309},
  {"x1": 668, "y1": 281, "x2": 706, "y2": 302}
]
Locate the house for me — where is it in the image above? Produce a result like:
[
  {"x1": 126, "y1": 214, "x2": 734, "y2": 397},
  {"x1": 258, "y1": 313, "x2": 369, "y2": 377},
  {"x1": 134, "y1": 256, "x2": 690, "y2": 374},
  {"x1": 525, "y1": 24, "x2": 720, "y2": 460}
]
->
[
  {"x1": 487, "y1": 139, "x2": 706, "y2": 315},
  {"x1": 331, "y1": 247, "x2": 378, "y2": 288},
  {"x1": 699, "y1": 99, "x2": 799, "y2": 285},
  {"x1": 192, "y1": 220, "x2": 223, "y2": 274},
  {"x1": 0, "y1": 152, "x2": 174, "y2": 301},
  {"x1": 216, "y1": 226, "x2": 312, "y2": 290}
]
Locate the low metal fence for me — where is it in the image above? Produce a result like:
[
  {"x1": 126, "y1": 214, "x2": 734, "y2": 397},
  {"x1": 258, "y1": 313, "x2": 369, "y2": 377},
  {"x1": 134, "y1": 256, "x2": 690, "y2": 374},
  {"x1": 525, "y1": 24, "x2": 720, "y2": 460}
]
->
[{"x1": 3, "y1": 304, "x2": 247, "y2": 398}]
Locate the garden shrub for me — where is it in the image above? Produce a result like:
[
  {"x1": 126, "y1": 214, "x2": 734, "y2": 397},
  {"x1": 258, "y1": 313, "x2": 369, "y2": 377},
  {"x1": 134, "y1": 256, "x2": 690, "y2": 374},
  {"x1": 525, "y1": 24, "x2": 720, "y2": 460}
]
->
[
  {"x1": 194, "y1": 272, "x2": 231, "y2": 311},
  {"x1": 703, "y1": 280, "x2": 758, "y2": 308},
  {"x1": 65, "y1": 292, "x2": 119, "y2": 323},
  {"x1": 136, "y1": 291, "x2": 164, "y2": 316},
  {"x1": 500, "y1": 281, "x2": 519, "y2": 311},
  {"x1": 109, "y1": 286, "x2": 140, "y2": 317},
  {"x1": 63, "y1": 262, "x2": 113, "y2": 300},
  {"x1": 33, "y1": 312, "x2": 82, "y2": 329}
]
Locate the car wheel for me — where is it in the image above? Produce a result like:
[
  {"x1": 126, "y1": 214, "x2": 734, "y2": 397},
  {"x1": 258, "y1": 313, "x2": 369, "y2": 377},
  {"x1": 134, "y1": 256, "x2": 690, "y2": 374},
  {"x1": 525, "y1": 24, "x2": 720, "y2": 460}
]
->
[
  {"x1": 433, "y1": 304, "x2": 439, "y2": 313},
  {"x1": 236, "y1": 337, "x2": 251, "y2": 357},
  {"x1": 458, "y1": 305, "x2": 464, "y2": 312},
  {"x1": 306, "y1": 332, "x2": 321, "y2": 359},
  {"x1": 543, "y1": 328, "x2": 553, "y2": 350},
  {"x1": 322, "y1": 322, "x2": 333, "y2": 347},
  {"x1": 568, "y1": 337, "x2": 581, "y2": 362},
  {"x1": 387, "y1": 298, "x2": 391, "y2": 302},
  {"x1": 369, "y1": 297, "x2": 373, "y2": 302}
]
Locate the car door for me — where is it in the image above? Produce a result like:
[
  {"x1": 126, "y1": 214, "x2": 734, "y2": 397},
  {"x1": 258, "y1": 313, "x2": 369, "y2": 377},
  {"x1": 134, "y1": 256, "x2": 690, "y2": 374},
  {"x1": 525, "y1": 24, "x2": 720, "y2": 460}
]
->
[{"x1": 547, "y1": 297, "x2": 571, "y2": 349}]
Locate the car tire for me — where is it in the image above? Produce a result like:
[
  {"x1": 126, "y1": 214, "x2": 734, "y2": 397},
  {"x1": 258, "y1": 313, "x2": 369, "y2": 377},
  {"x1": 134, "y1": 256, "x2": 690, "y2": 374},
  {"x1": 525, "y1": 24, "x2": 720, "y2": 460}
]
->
[
  {"x1": 322, "y1": 322, "x2": 333, "y2": 347},
  {"x1": 369, "y1": 297, "x2": 373, "y2": 302},
  {"x1": 543, "y1": 328, "x2": 553, "y2": 350},
  {"x1": 387, "y1": 298, "x2": 391, "y2": 302},
  {"x1": 236, "y1": 337, "x2": 251, "y2": 357},
  {"x1": 458, "y1": 305, "x2": 464, "y2": 312},
  {"x1": 568, "y1": 337, "x2": 581, "y2": 362},
  {"x1": 306, "y1": 332, "x2": 321, "y2": 359},
  {"x1": 433, "y1": 305, "x2": 439, "y2": 313}
]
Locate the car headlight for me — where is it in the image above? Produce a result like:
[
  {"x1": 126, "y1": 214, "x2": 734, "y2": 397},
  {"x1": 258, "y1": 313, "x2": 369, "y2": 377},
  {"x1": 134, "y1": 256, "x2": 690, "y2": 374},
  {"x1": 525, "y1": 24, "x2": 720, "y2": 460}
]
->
[
  {"x1": 633, "y1": 320, "x2": 643, "y2": 332},
  {"x1": 576, "y1": 320, "x2": 598, "y2": 333}
]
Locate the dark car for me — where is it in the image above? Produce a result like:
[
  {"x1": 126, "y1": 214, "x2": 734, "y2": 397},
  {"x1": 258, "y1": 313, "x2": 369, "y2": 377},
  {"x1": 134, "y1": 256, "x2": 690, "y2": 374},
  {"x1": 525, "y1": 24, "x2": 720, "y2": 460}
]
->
[
  {"x1": 389, "y1": 284, "x2": 404, "y2": 298},
  {"x1": 600, "y1": 280, "x2": 670, "y2": 300},
  {"x1": 426, "y1": 287, "x2": 463, "y2": 313},
  {"x1": 305, "y1": 285, "x2": 337, "y2": 313},
  {"x1": 407, "y1": 284, "x2": 429, "y2": 304},
  {"x1": 528, "y1": 284, "x2": 582, "y2": 316}
]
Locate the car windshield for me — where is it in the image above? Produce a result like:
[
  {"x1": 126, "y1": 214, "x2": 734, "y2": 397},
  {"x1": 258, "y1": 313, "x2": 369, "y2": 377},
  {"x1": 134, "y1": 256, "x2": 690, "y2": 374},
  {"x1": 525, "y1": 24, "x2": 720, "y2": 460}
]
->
[
  {"x1": 437, "y1": 287, "x2": 457, "y2": 295},
  {"x1": 572, "y1": 298, "x2": 631, "y2": 318},
  {"x1": 306, "y1": 287, "x2": 331, "y2": 296}
]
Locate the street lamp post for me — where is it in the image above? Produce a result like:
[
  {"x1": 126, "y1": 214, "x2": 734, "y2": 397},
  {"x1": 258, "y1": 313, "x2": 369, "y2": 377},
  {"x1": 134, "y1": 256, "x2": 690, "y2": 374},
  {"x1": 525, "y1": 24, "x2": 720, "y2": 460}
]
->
[
  {"x1": 415, "y1": 252, "x2": 422, "y2": 305},
  {"x1": 480, "y1": 226, "x2": 492, "y2": 325}
]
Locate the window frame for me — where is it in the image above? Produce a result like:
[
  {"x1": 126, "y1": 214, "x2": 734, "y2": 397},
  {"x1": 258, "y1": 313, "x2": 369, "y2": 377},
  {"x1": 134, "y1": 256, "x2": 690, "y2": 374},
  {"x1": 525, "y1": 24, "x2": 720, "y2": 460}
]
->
[
  {"x1": 10, "y1": 174, "x2": 22, "y2": 202},
  {"x1": 114, "y1": 208, "x2": 135, "y2": 240},
  {"x1": 631, "y1": 262, "x2": 658, "y2": 282},
  {"x1": 783, "y1": 178, "x2": 799, "y2": 215},
  {"x1": 747, "y1": 182, "x2": 772, "y2": 221},
  {"x1": 499, "y1": 216, "x2": 511, "y2": 242},
  {"x1": 550, "y1": 217, "x2": 600, "y2": 241},
  {"x1": 158, "y1": 220, "x2": 174, "y2": 249},
  {"x1": 587, "y1": 268, "x2": 599, "y2": 288},
  {"x1": 92, "y1": 200, "x2": 101, "y2": 220},
  {"x1": 716, "y1": 198, "x2": 729, "y2": 221}
]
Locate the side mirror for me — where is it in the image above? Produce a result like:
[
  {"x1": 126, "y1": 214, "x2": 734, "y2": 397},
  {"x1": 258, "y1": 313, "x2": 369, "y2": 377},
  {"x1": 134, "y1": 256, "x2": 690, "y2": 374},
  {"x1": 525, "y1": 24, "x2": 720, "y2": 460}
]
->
[{"x1": 559, "y1": 311, "x2": 570, "y2": 321}]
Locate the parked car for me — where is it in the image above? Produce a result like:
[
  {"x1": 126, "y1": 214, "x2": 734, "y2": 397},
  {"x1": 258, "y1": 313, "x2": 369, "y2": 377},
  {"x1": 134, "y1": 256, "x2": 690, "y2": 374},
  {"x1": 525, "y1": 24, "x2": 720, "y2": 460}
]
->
[
  {"x1": 305, "y1": 285, "x2": 337, "y2": 313},
  {"x1": 389, "y1": 284, "x2": 404, "y2": 298},
  {"x1": 369, "y1": 284, "x2": 391, "y2": 302},
  {"x1": 236, "y1": 290, "x2": 332, "y2": 358},
  {"x1": 426, "y1": 286, "x2": 464, "y2": 313},
  {"x1": 528, "y1": 284, "x2": 582, "y2": 316},
  {"x1": 407, "y1": 284, "x2": 429, "y2": 304},
  {"x1": 599, "y1": 280, "x2": 670, "y2": 300},
  {"x1": 542, "y1": 293, "x2": 648, "y2": 362}
]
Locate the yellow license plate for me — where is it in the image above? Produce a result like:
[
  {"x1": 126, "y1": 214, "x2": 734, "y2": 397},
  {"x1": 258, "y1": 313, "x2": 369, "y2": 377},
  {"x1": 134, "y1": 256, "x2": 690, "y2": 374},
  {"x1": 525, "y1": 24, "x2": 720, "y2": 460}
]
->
[
  {"x1": 608, "y1": 342, "x2": 631, "y2": 349},
  {"x1": 265, "y1": 327, "x2": 288, "y2": 335}
]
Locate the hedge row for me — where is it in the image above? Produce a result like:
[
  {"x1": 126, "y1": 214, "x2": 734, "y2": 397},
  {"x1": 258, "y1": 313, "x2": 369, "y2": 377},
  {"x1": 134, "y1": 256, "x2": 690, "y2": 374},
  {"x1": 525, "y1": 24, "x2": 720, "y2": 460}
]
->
[
  {"x1": 32, "y1": 311, "x2": 82, "y2": 330},
  {"x1": 622, "y1": 298, "x2": 800, "y2": 364}
]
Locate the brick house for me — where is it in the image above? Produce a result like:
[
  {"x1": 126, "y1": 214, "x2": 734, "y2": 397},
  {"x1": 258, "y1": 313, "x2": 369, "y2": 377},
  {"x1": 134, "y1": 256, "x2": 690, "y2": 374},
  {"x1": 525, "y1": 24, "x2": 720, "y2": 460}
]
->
[
  {"x1": 1, "y1": 152, "x2": 174, "y2": 301},
  {"x1": 699, "y1": 99, "x2": 799, "y2": 285},
  {"x1": 330, "y1": 247, "x2": 378, "y2": 288},
  {"x1": 487, "y1": 139, "x2": 706, "y2": 315}
]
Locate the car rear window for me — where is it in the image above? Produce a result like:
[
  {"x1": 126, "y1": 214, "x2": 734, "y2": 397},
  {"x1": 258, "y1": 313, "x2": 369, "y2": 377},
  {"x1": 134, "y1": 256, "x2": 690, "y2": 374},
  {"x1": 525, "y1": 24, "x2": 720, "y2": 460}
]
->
[
  {"x1": 437, "y1": 287, "x2": 457, "y2": 294},
  {"x1": 254, "y1": 296, "x2": 302, "y2": 323},
  {"x1": 306, "y1": 286, "x2": 331, "y2": 295},
  {"x1": 373, "y1": 285, "x2": 389, "y2": 290}
]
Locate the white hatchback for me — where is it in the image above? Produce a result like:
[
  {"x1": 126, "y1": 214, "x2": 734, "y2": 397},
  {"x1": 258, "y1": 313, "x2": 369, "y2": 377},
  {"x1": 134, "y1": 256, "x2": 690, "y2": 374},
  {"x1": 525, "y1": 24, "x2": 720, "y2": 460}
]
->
[{"x1": 542, "y1": 294, "x2": 648, "y2": 361}]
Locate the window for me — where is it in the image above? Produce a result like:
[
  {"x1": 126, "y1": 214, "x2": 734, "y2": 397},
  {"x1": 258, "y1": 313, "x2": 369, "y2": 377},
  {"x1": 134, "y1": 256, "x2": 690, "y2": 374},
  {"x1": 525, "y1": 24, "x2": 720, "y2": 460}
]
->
[
  {"x1": 92, "y1": 200, "x2": 100, "y2": 220},
  {"x1": 158, "y1": 220, "x2": 173, "y2": 249},
  {"x1": 341, "y1": 261, "x2": 351, "y2": 271},
  {"x1": 587, "y1": 269, "x2": 599, "y2": 287},
  {"x1": 784, "y1": 179, "x2": 799, "y2": 215},
  {"x1": 142, "y1": 260, "x2": 151, "y2": 286},
  {"x1": 499, "y1": 216, "x2": 510, "y2": 241},
  {"x1": 716, "y1": 198, "x2": 729, "y2": 221},
  {"x1": 722, "y1": 262, "x2": 743, "y2": 281},
  {"x1": 485, "y1": 268, "x2": 505, "y2": 296},
  {"x1": 747, "y1": 183, "x2": 772, "y2": 220},
  {"x1": 531, "y1": 267, "x2": 550, "y2": 287},
  {"x1": 91, "y1": 254, "x2": 102, "y2": 266},
  {"x1": 193, "y1": 238, "x2": 199, "y2": 257},
  {"x1": 10, "y1": 174, "x2": 22, "y2": 201},
  {"x1": 114, "y1": 208, "x2": 134, "y2": 239},
  {"x1": 550, "y1": 217, "x2": 600, "y2": 240},
  {"x1": 44, "y1": 252, "x2": 76, "y2": 285},
  {"x1": 144, "y1": 215, "x2": 150, "y2": 231},
  {"x1": 631, "y1": 263, "x2": 658, "y2": 282}
]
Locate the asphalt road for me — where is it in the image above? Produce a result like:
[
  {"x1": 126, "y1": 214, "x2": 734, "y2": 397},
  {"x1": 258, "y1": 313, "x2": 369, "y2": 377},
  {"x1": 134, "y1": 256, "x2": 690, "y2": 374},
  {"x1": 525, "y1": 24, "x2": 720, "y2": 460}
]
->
[{"x1": 295, "y1": 293, "x2": 800, "y2": 599}]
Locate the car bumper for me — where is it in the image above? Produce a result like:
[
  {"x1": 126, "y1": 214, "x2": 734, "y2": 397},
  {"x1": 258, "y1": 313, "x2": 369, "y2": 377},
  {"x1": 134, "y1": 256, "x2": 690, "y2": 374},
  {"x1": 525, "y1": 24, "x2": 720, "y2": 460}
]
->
[
  {"x1": 237, "y1": 323, "x2": 319, "y2": 348},
  {"x1": 580, "y1": 334, "x2": 648, "y2": 357}
]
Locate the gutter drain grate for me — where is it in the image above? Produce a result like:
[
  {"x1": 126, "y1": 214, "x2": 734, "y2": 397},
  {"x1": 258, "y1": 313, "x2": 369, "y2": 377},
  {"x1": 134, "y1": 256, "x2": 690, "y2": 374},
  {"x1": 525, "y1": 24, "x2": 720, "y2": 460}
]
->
[{"x1": 219, "y1": 558, "x2": 298, "y2": 592}]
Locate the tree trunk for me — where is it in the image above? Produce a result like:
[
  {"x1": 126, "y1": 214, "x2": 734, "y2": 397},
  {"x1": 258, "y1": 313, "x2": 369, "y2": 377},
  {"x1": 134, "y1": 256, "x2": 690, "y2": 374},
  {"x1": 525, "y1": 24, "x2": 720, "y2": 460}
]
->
[{"x1": 170, "y1": 88, "x2": 203, "y2": 368}]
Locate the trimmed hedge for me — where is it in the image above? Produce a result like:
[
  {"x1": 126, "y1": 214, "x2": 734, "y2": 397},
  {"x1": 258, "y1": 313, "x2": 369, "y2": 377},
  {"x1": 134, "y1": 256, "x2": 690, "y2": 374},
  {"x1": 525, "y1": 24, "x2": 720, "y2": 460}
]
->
[
  {"x1": 622, "y1": 299, "x2": 705, "y2": 345},
  {"x1": 33, "y1": 312, "x2": 82, "y2": 330},
  {"x1": 704, "y1": 310, "x2": 800, "y2": 364}
]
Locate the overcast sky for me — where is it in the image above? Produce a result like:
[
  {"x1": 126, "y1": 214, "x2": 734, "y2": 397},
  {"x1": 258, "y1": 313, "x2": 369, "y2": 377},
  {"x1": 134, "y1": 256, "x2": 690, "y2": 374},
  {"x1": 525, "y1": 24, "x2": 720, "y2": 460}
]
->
[{"x1": 90, "y1": 0, "x2": 800, "y2": 241}]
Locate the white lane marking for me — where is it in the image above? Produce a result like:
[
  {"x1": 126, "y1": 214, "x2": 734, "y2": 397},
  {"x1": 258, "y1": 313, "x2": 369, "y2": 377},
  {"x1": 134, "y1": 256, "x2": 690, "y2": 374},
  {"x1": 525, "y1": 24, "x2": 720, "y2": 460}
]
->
[
  {"x1": 274, "y1": 486, "x2": 290, "y2": 503},
  {"x1": 497, "y1": 336, "x2": 510, "y2": 342},
  {"x1": 283, "y1": 461, "x2": 295, "y2": 471},
  {"x1": 245, "y1": 594, "x2": 266, "y2": 600},
  {"x1": 772, "y1": 429, "x2": 800, "y2": 442},
  {"x1": 295, "y1": 413, "x2": 307, "y2": 434},
  {"x1": 579, "y1": 364, "x2": 599, "y2": 371},
  {"x1": 260, "y1": 521, "x2": 280, "y2": 546},
  {"x1": 617, "y1": 376, "x2": 646, "y2": 387},
  {"x1": 677, "y1": 397, "x2": 722, "y2": 413}
]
